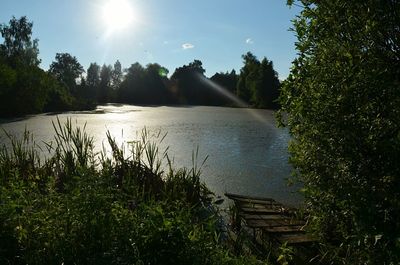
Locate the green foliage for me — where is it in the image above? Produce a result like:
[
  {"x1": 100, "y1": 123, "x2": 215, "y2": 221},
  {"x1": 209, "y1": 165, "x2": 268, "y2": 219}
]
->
[
  {"x1": 0, "y1": 16, "x2": 49, "y2": 116},
  {"x1": 84, "y1": 62, "x2": 101, "y2": 103},
  {"x1": 0, "y1": 120, "x2": 267, "y2": 264},
  {"x1": 237, "y1": 52, "x2": 280, "y2": 109},
  {"x1": 87, "y1": 62, "x2": 101, "y2": 89},
  {"x1": 276, "y1": 243, "x2": 294, "y2": 265},
  {"x1": 13, "y1": 65, "x2": 51, "y2": 114},
  {"x1": 237, "y1": 52, "x2": 259, "y2": 103},
  {"x1": 118, "y1": 62, "x2": 146, "y2": 103},
  {"x1": 0, "y1": 60, "x2": 63, "y2": 116},
  {"x1": 279, "y1": 0, "x2": 400, "y2": 263},
  {"x1": 252, "y1": 58, "x2": 280, "y2": 109},
  {"x1": 0, "y1": 16, "x2": 40, "y2": 67},
  {"x1": 170, "y1": 59, "x2": 208, "y2": 105},
  {"x1": 43, "y1": 78, "x2": 74, "y2": 112},
  {"x1": 0, "y1": 17, "x2": 88, "y2": 117},
  {"x1": 210, "y1": 70, "x2": 237, "y2": 93},
  {"x1": 111, "y1": 60, "x2": 123, "y2": 90},
  {"x1": 49, "y1": 53, "x2": 84, "y2": 95},
  {"x1": 0, "y1": 60, "x2": 17, "y2": 115},
  {"x1": 98, "y1": 64, "x2": 113, "y2": 103},
  {"x1": 209, "y1": 70, "x2": 238, "y2": 105},
  {"x1": 118, "y1": 62, "x2": 172, "y2": 105}
]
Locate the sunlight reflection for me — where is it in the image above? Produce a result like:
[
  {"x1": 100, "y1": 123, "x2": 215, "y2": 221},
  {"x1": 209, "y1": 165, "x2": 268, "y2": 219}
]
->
[
  {"x1": 102, "y1": 123, "x2": 127, "y2": 158},
  {"x1": 99, "y1": 112, "x2": 131, "y2": 157}
]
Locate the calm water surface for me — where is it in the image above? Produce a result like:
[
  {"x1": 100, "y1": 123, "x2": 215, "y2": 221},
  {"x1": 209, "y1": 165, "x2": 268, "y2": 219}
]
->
[{"x1": 0, "y1": 104, "x2": 302, "y2": 207}]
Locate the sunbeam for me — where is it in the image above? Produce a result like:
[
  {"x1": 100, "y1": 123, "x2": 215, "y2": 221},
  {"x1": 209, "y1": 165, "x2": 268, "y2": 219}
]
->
[{"x1": 194, "y1": 72, "x2": 271, "y2": 124}]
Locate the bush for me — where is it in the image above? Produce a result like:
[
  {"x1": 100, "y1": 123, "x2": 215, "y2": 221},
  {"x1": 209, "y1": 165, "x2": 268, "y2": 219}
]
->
[{"x1": 279, "y1": 0, "x2": 400, "y2": 264}]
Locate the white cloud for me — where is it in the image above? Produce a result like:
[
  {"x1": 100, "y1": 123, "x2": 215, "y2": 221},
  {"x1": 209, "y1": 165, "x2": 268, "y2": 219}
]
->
[
  {"x1": 182, "y1": 43, "x2": 195, "y2": 49},
  {"x1": 245, "y1": 38, "x2": 254, "y2": 44}
]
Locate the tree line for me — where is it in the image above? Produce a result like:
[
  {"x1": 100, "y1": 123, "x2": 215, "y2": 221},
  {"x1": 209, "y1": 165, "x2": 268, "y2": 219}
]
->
[{"x1": 0, "y1": 16, "x2": 281, "y2": 118}]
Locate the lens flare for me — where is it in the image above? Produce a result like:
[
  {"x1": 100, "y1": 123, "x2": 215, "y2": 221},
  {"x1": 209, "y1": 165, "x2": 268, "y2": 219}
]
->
[{"x1": 194, "y1": 72, "x2": 270, "y2": 124}]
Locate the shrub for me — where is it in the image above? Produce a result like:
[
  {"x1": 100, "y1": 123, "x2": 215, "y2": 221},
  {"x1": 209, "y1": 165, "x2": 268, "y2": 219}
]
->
[{"x1": 278, "y1": 0, "x2": 400, "y2": 263}]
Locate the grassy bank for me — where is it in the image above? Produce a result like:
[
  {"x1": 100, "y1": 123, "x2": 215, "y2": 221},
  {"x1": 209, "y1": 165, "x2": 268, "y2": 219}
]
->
[{"x1": 0, "y1": 119, "x2": 268, "y2": 264}]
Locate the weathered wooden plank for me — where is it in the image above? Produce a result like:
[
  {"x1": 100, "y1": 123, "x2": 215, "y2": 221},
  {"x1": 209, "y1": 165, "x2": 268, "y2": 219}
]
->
[
  {"x1": 276, "y1": 233, "x2": 316, "y2": 244},
  {"x1": 239, "y1": 213, "x2": 288, "y2": 220},
  {"x1": 225, "y1": 193, "x2": 317, "y2": 245},
  {"x1": 236, "y1": 202, "x2": 283, "y2": 210},
  {"x1": 240, "y1": 207, "x2": 285, "y2": 214},
  {"x1": 240, "y1": 213, "x2": 282, "y2": 220},
  {"x1": 237, "y1": 204, "x2": 284, "y2": 212},
  {"x1": 246, "y1": 219, "x2": 306, "y2": 228},
  {"x1": 226, "y1": 193, "x2": 281, "y2": 206},
  {"x1": 235, "y1": 198, "x2": 282, "y2": 206},
  {"x1": 236, "y1": 202, "x2": 279, "y2": 209},
  {"x1": 225, "y1": 192, "x2": 275, "y2": 202},
  {"x1": 263, "y1": 225, "x2": 305, "y2": 233}
]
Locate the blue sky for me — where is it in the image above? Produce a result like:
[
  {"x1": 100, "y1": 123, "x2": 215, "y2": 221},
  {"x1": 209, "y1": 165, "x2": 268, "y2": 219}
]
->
[{"x1": 0, "y1": 0, "x2": 301, "y2": 78}]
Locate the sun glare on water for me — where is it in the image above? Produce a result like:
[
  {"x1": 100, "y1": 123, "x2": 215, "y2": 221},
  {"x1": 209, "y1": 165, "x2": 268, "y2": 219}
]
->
[{"x1": 102, "y1": 0, "x2": 134, "y2": 32}]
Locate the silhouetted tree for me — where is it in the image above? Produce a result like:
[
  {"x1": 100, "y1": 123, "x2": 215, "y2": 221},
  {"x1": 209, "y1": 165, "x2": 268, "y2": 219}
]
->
[
  {"x1": 49, "y1": 53, "x2": 84, "y2": 96},
  {"x1": 170, "y1": 59, "x2": 209, "y2": 104},
  {"x1": 116, "y1": 62, "x2": 174, "y2": 105},
  {"x1": 118, "y1": 62, "x2": 146, "y2": 103},
  {"x1": 237, "y1": 52, "x2": 259, "y2": 103},
  {"x1": 87, "y1": 63, "x2": 100, "y2": 89},
  {"x1": 0, "y1": 16, "x2": 40, "y2": 67},
  {"x1": 43, "y1": 75, "x2": 74, "y2": 112},
  {"x1": 251, "y1": 58, "x2": 280, "y2": 108},
  {"x1": 98, "y1": 64, "x2": 113, "y2": 103},
  {"x1": 144, "y1": 63, "x2": 170, "y2": 104},
  {"x1": 0, "y1": 55, "x2": 16, "y2": 115},
  {"x1": 111, "y1": 60, "x2": 123, "y2": 90},
  {"x1": 85, "y1": 62, "x2": 100, "y2": 102},
  {"x1": 210, "y1": 70, "x2": 238, "y2": 105},
  {"x1": 212, "y1": 69, "x2": 237, "y2": 94},
  {"x1": 0, "y1": 16, "x2": 75, "y2": 117},
  {"x1": 237, "y1": 52, "x2": 280, "y2": 108},
  {"x1": 0, "y1": 62, "x2": 45, "y2": 115}
]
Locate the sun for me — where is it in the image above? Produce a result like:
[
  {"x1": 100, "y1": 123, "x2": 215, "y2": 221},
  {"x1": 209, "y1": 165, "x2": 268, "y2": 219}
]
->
[{"x1": 102, "y1": 0, "x2": 134, "y2": 31}]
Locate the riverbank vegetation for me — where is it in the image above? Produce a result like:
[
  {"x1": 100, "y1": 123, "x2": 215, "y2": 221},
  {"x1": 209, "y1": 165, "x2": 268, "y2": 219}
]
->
[
  {"x1": 278, "y1": 0, "x2": 400, "y2": 264},
  {"x1": 0, "y1": 119, "x2": 269, "y2": 264},
  {"x1": 0, "y1": 16, "x2": 281, "y2": 118}
]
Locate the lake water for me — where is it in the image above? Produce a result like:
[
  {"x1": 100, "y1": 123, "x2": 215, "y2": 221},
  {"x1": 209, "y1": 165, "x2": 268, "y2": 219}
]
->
[{"x1": 0, "y1": 104, "x2": 302, "y2": 207}]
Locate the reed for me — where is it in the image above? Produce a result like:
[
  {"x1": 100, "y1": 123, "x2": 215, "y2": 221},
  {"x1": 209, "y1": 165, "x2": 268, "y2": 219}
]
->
[{"x1": 0, "y1": 119, "x2": 269, "y2": 264}]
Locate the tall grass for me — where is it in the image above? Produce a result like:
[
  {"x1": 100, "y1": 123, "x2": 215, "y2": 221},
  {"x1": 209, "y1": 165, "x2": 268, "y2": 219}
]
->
[{"x1": 0, "y1": 118, "x2": 268, "y2": 265}]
